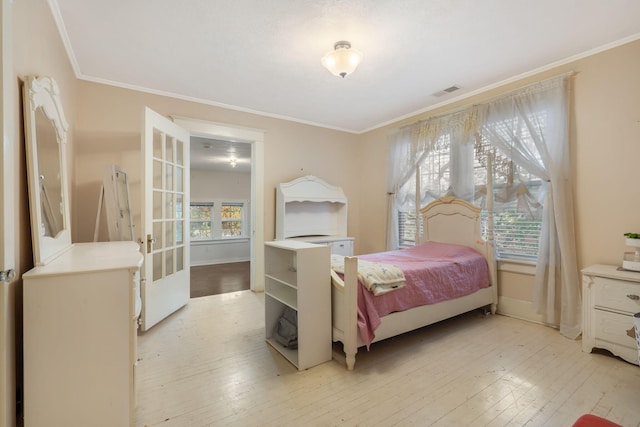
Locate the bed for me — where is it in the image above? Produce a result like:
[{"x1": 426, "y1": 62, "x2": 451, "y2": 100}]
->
[{"x1": 330, "y1": 196, "x2": 498, "y2": 370}]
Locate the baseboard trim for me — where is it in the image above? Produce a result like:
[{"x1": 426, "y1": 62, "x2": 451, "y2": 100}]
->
[
  {"x1": 497, "y1": 296, "x2": 547, "y2": 325},
  {"x1": 190, "y1": 258, "x2": 250, "y2": 267}
]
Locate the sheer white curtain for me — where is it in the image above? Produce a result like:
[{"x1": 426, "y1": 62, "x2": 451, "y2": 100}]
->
[
  {"x1": 479, "y1": 75, "x2": 580, "y2": 338},
  {"x1": 386, "y1": 126, "x2": 418, "y2": 250},
  {"x1": 386, "y1": 110, "x2": 476, "y2": 250}
]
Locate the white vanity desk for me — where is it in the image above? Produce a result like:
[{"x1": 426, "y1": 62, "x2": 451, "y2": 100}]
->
[
  {"x1": 276, "y1": 175, "x2": 354, "y2": 255},
  {"x1": 20, "y1": 76, "x2": 143, "y2": 426}
]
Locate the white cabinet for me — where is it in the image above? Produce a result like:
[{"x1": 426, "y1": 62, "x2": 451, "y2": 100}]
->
[
  {"x1": 23, "y1": 241, "x2": 143, "y2": 427},
  {"x1": 582, "y1": 264, "x2": 640, "y2": 365},
  {"x1": 264, "y1": 240, "x2": 331, "y2": 370}
]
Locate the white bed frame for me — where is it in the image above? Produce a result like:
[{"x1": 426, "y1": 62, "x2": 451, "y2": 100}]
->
[{"x1": 331, "y1": 197, "x2": 498, "y2": 370}]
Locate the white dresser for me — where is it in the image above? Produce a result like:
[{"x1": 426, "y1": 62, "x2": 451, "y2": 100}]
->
[
  {"x1": 582, "y1": 264, "x2": 640, "y2": 365},
  {"x1": 23, "y1": 241, "x2": 143, "y2": 427}
]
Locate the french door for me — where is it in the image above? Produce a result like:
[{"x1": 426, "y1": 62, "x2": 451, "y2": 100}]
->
[
  {"x1": 140, "y1": 107, "x2": 190, "y2": 331},
  {"x1": 0, "y1": 1, "x2": 16, "y2": 425}
]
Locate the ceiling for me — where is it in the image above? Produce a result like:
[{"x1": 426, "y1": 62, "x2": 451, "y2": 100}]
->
[
  {"x1": 190, "y1": 137, "x2": 252, "y2": 172},
  {"x1": 52, "y1": 0, "x2": 640, "y2": 137}
]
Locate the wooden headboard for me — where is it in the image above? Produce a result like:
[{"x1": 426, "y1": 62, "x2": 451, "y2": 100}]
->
[{"x1": 420, "y1": 196, "x2": 496, "y2": 284}]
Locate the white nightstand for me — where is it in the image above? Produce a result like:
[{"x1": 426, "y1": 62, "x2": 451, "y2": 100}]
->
[{"x1": 582, "y1": 264, "x2": 640, "y2": 365}]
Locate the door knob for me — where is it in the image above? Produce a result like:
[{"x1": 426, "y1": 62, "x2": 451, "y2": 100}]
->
[
  {"x1": 0, "y1": 269, "x2": 16, "y2": 282},
  {"x1": 146, "y1": 234, "x2": 156, "y2": 254}
]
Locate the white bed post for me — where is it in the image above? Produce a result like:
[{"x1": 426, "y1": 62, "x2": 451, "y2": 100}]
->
[
  {"x1": 487, "y1": 153, "x2": 498, "y2": 314},
  {"x1": 343, "y1": 256, "x2": 359, "y2": 370}
]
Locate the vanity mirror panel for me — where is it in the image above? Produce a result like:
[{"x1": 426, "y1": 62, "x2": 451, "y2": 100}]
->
[{"x1": 23, "y1": 76, "x2": 72, "y2": 265}]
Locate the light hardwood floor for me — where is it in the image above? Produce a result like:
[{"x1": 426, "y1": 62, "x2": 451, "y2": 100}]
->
[{"x1": 134, "y1": 291, "x2": 640, "y2": 427}]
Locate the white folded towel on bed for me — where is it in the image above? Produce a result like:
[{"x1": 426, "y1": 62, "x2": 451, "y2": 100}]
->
[{"x1": 331, "y1": 254, "x2": 406, "y2": 296}]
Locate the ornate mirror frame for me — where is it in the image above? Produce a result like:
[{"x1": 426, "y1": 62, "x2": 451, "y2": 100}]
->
[{"x1": 23, "y1": 76, "x2": 72, "y2": 265}]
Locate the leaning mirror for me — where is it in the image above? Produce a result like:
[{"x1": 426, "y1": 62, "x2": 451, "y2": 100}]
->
[{"x1": 23, "y1": 76, "x2": 72, "y2": 265}]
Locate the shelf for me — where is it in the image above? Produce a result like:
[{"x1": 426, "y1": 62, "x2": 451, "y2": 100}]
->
[
  {"x1": 265, "y1": 270, "x2": 298, "y2": 288},
  {"x1": 265, "y1": 337, "x2": 298, "y2": 366},
  {"x1": 265, "y1": 279, "x2": 297, "y2": 309}
]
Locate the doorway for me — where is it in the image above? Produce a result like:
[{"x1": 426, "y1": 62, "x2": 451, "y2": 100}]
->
[
  {"x1": 173, "y1": 116, "x2": 265, "y2": 294},
  {"x1": 189, "y1": 136, "x2": 252, "y2": 297}
]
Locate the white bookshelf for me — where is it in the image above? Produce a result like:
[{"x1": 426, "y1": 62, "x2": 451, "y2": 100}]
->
[{"x1": 264, "y1": 240, "x2": 331, "y2": 370}]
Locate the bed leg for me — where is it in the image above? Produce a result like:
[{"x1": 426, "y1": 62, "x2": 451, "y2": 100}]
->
[
  {"x1": 490, "y1": 303, "x2": 497, "y2": 315},
  {"x1": 345, "y1": 351, "x2": 356, "y2": 371}
]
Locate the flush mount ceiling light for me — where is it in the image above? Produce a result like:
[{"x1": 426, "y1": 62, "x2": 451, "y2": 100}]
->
[{"x1": 321, "y1": 41, "x2": 363, "y2": 78}]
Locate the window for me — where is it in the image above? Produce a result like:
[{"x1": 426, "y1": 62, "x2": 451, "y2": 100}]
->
[
  {"x1": 395, "y1": 133, "x2": 544, "y2": 260},
  {"x1": 479, "y1": 113, "x2": 547, "y2": 260},
  {"x1": 221, "y1": 202, "x2": 244, "y2": 237},
  {"x1": 418, "y1": 134, "x2": 452, "y2": 205},
  {"x1": 190, "y1": 202, "x2": 213, "y2": 240},
  {"x1": 492, "y1": 199, "x2": 542, "y2": 259},
  {"x1": 490, "y1": 161, "x2": 543, "y2": 260},
  {"x1": 398, "y1": 210, "x2": 417, "y2": 247},
  {"x1": 190, "y1": 200, "x2": 247, "y2": 241}
]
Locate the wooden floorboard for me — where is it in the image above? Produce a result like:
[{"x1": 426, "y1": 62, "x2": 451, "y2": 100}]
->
[
  {"x1": 134, "y1": 291, "x2": 640, "y2": 427},
  {"x1": 190, "y1": 262, "x2": 250, "y2": 298}
]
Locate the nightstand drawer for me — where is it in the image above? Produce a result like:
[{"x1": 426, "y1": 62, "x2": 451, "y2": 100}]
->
[
  {"x1": 593, "y1": 309, "x2": 637, "y2": 350},
  {"x1": 592, "y1": 276, "x2": 640, "y2": 313}
]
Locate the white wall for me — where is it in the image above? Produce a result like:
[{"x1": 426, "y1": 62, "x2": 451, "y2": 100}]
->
[{"x1": 190, "y1": 168, "x2": 251, "y2": 265}]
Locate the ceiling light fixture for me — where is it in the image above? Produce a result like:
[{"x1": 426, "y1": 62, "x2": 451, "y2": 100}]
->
[{"x1": 321, "y1": 41, "x2": 363, "y2": 78}]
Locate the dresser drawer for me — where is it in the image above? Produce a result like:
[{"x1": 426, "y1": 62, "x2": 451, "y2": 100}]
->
[
  {"x1": 592, "y1": 276, "x2": 640, "y2": 314},
  {"x1": 593, "y1": 309, "x2": 637, "y2": 351},
  {"x1": 330, "y1": 240, "x2": 354, "y2": 256}
]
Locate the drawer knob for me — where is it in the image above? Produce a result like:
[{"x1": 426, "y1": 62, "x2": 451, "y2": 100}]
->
[{"x1": 627, "y1": 294, "x2": 640, "y2": 301}]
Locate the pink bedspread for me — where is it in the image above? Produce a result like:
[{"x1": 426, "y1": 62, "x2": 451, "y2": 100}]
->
[{"x1": 355, "y1": 241, "x2": 491, "y2": 348}]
